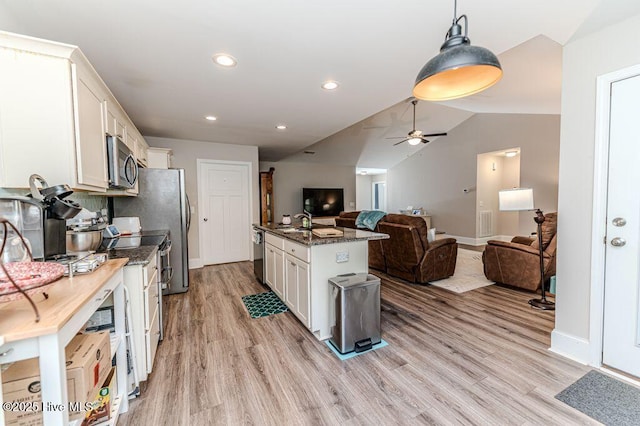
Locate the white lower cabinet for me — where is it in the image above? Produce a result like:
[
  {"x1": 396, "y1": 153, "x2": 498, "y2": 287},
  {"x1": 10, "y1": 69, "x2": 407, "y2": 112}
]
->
[
  {"x1": 123, "y1": 256, "x2": 159, "y2": 382},
  {"x1": 265, "y1": 243, "x2": 285, "y2": 300},
  {"x1": 262, "y1": 231, "x2": 370, "y2": 340},
  {"x1": 285, "y1": 253, "x2": 310, "y2": 328}
]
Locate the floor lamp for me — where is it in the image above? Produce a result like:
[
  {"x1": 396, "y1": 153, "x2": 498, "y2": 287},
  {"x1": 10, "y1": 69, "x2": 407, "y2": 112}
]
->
[{"x1": 498, "y1": 188, "x2": 555, "y2": 311}]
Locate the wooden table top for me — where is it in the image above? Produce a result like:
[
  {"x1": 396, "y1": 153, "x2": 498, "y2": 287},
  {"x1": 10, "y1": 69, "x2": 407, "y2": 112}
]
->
[{"x1": 0, "y1": 258, "x2": 128, "y2": 345}]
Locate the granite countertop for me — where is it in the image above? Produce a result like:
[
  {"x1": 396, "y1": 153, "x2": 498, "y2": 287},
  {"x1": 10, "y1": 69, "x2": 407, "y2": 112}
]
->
[
  {"x1": 254, "y1": 223, "x2": 389, "y2": 246},
  {"x1": 99, "y1": 245, "x2": 158, "y2": 266}
]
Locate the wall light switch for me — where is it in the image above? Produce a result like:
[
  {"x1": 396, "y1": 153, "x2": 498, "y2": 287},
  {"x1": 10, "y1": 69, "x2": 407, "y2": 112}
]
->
[
  {"x1": 190, "y1": 205, "x2": 196, "y2": 214},
  {"x1": 336, "y1": 251, "x2": 349, "y2": 263},
  {"x1": 479, "y1": 201, "x2": 484, "y2": 207},
  {"x1": 349, "y1": 201, "x2": 355, "y2": 208}
]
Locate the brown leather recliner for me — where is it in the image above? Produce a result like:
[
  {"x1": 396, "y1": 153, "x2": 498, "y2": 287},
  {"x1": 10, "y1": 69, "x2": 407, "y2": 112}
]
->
[
  {"x1": 377, "y1": 214, "x2": 457, "y2": 283},
  {"x1": 335, "y1": 211, "x2": 386, "y2": 271},
  {"x1": 482, "y1": 212, "x2": 557, "y2": 291}
]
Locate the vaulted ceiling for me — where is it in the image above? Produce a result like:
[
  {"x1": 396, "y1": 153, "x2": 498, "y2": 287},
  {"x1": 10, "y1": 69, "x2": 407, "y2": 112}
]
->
[{"x1": 1, "y1": 0, "x2": 636, "y2": 167}]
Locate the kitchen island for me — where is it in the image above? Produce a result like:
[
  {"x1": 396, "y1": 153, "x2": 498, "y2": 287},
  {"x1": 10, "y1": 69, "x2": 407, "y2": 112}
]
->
[{"x1": 254, "y1": 224, "x2": 388, "y2": 340}]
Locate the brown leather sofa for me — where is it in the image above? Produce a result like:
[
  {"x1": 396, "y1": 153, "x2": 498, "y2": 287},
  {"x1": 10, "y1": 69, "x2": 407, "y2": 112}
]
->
[
  {"x1": 336, "y1": 211, "x2": 458, "y2": 283},
  {"x1": 482, "y1": 212, "x2": 557, "y2": 291},
  {"x1": 335, "y1": 211, "x2": 386, "y2": 271}
]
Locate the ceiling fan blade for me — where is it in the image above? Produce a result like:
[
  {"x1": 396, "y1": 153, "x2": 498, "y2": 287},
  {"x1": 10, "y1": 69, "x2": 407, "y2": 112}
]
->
[
  {"x1": 393, "y1": 139, "x2": 409, "y2": 146},
  {"x1": 421, "y1": 132, "x2": 448, "y2": 137},
  {"x1": 420, "y1": 138, "x2": 430, "y2": 144}
]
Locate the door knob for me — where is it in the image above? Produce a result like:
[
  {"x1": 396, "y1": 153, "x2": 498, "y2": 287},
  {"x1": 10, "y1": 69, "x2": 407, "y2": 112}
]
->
[
  {"x1": 611, "y1": 237, "x2": 626, "y2": 247},
  {"x1": 203, "y1": 218, "x2": 208, "y2": 222},
  {"x1": 612, "y1": 217, "x2": 627, "y2": 227}
]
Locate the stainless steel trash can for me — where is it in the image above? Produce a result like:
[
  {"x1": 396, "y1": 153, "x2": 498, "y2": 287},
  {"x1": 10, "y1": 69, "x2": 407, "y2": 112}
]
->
[{"x1": 328, "y1": 273, "x2": 381, "y2": 354}]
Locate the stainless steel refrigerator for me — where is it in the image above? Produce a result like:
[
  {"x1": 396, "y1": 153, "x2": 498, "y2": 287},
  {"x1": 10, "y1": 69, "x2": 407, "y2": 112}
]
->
[{"x1": 113, "y1": 168, "x2": 191, "y2": 294}]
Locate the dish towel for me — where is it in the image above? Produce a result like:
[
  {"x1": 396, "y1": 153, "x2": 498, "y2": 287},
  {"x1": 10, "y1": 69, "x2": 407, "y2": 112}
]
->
[{"x1": 355, "y1": 210, "x2": 387, "y2": 231}]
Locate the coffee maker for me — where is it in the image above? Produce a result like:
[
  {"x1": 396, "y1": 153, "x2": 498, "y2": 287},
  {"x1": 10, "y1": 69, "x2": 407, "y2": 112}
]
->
[
  {"x1": 0, "y1": 197, "x2": 63, "y2": 260},
  {"x1": 0, "y1": 176, "x2": 82, "y2": 260}
]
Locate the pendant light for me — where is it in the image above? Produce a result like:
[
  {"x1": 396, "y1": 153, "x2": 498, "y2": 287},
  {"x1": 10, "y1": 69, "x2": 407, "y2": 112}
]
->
[{"x1": 413, "y1": 0, "x2": 502, "y2": 101}]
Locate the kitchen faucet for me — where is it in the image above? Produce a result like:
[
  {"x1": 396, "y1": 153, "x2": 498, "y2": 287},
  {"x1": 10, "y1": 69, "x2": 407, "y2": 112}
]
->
[{"x1": 294, "y1": 210, "x2": 312, "y2": 229}]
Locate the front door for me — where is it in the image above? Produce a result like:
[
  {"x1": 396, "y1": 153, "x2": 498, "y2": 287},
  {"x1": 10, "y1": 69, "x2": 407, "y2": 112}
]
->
[
  {"x1": 602, "y1": 73, "x2": 640, "y2": 377},
  {"x1": 199, "y1": 161, "x2": 251, "y2": 265}
]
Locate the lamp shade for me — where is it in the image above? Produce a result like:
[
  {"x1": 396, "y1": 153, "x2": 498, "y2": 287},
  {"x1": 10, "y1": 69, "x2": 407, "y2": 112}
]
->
[
  {"x1": 499, "y1": 188, "x2": 534, "y2": 211},
  {"x1": 413, "y1": 44, "x2": 502, "y2": 101}
]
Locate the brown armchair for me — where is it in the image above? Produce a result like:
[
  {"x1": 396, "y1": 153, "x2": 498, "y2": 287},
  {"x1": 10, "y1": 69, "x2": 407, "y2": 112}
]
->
[
  {"x1": 482, "y1": 212, "x2": 557, "y2": 291},
  {"x1": 335, "y1": 211, "x2": 386, "y2": 271},
  {"x1": 377, "y1": 214, "x2": 457, "y2": 283}
]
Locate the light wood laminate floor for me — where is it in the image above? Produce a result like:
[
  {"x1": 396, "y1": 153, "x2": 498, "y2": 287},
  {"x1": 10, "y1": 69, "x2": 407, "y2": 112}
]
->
[{"x1": 119, "y1": 262, "x2": 595, "y2": 425}]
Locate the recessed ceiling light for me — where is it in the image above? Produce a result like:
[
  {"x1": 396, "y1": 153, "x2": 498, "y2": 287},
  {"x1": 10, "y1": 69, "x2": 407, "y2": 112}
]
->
[
  {"x1": 205, "y1": 115, "x2": 217, "y2": 121},
  {"x1": 360, "y1": 171, "x2": 368, "y2": 175},
  {"x1": 275, "y1": 124, "x2": 287, "y2": 130},
  {"x1": 321, "y1": 80, "x2": 339, "y2": 90},
  {"x1": 212, "y1": 53, "x2": 237, "y2": 67},
  {"x1": 505, "y1": 151, "x2": 518, "y2": 157}
]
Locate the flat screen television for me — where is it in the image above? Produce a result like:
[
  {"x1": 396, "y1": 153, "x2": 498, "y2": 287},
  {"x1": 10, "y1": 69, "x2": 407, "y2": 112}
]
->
[{"x1": 303, "y1": 188, "x2": 344, "y2": 217}]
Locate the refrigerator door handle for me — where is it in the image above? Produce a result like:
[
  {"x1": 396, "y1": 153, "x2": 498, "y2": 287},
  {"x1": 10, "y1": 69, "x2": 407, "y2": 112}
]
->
[{"x1": 185, "y1": 193, "x2": 192, "y2": 232}]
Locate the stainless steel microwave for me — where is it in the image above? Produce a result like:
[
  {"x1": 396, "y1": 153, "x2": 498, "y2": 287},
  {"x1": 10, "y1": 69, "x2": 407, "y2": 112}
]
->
[{"x1": 106, "y1": 135, "x2": 138, "y2": 189}]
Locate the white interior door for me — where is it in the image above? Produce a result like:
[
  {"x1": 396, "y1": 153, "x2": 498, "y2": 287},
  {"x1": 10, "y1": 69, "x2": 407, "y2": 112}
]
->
[
  {"x1": 199, "y1": 161, "x2": 251, "y2": 265},
  {"x1": 602, "y1": 73, "x2": 640, "y2": 377}
]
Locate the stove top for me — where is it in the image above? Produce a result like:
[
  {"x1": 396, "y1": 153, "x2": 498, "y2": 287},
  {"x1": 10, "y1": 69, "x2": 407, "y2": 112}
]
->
[{"x1": 102, "y1": 232, "x2": 169, "y2": 250}]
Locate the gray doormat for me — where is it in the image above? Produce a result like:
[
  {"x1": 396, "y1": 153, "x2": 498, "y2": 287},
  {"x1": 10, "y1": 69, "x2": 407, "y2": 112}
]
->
[{"x1": 555, "y1": 370, "x2": 640, "y2": 425}]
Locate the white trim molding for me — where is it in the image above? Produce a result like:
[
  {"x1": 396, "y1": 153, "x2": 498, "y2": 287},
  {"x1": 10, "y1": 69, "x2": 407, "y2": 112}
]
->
[
  {"x1": 588, "y1": 63, "x2": 640, "y2": 367},
  {"x1": 550, "y1": 329, "x2": 590, "y2": 365},
  {"x1": 189, "y1": 258, "x2": 204, "y2": 269}
]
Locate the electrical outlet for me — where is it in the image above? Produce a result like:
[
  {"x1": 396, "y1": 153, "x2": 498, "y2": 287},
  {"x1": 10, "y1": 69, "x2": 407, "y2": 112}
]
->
[
  {"x1": 349, "y1": 201, "x2": 355, "y2": 208},
  {"x1": 336, "y1": 251, "x2": 349, "y2": 263}
]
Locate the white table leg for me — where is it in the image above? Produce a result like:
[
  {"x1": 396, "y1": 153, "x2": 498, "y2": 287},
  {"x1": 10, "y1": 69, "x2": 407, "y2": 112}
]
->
[{"x1": 38, "y1": 333, "x2": 69, "y2": 425}]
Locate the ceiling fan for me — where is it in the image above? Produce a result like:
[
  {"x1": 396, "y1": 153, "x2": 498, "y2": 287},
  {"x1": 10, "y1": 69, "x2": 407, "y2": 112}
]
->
[{"x1": 387, "y1": 100, "x2": 447, "y2": 146}]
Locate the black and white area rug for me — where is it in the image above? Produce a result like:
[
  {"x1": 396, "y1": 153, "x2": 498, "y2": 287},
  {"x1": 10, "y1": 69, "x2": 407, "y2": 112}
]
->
[{"x1": 555, "y1": 370, "x2": 640, "y2": 425}]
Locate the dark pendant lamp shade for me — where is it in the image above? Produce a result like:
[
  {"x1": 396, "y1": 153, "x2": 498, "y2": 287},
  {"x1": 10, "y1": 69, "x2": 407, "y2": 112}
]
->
[{"x1": 413, "y1": 7, "x2": 502, "y2": 101}]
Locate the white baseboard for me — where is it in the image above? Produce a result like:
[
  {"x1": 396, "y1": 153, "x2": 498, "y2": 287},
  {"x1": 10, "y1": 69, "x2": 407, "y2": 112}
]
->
[
  {"x1": 443, "y1": 234, "x2": 512, "y2": 246},
  {"x1": 549, "y1": 329, "x2": 590, "y2": 365},
  {"x1": 189, "y1": 258, "x2": 204, "y2": 269}
]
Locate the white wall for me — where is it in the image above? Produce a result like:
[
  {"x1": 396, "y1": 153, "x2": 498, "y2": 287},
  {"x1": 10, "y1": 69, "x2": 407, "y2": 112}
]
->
[
  {"x1": 146, "y1": 136, "x2": 259, "y2": 262},
  {"x1": 258, "y1": 161, "x2": 356, "y2": 221},
  {"x1": 553, "y1": 12, "x2": 640, "y2": 361},
  {"x1": 387, "y1": 113, "x2": 560, "y2": 238}
]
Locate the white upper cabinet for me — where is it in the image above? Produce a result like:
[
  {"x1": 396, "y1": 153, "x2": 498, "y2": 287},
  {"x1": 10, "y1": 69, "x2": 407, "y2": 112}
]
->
[
  {"x1": 0, "y1": 31, "x2": 144, "y2": 192},
  {"x1": 147, "y1": 148, "x2": 173, "y2": 169},
  {"x1": 74, "y1": 66, "x2": 108, "y2": 189}
]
